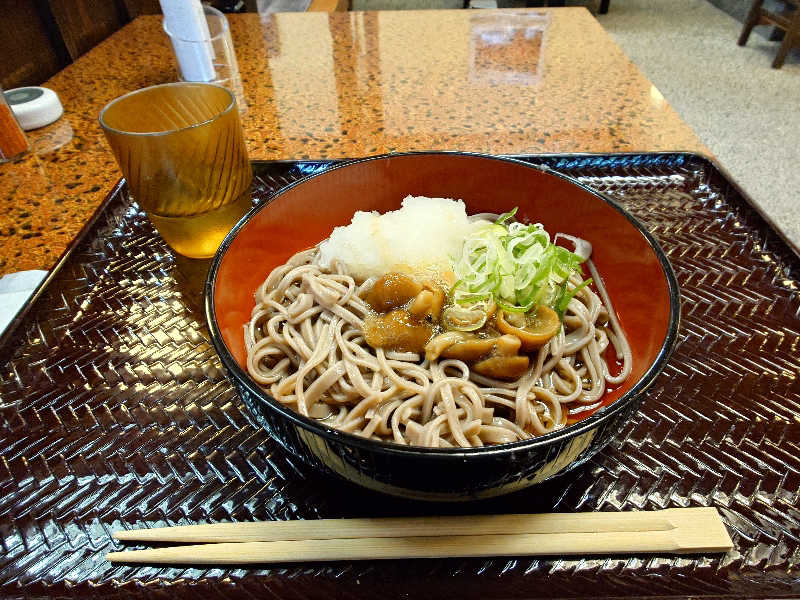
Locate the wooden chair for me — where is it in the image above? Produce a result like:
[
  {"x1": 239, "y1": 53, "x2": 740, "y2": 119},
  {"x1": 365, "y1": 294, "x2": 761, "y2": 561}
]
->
[{"x1": 738, "y1": 0, "x2": 800, "y2": 68}]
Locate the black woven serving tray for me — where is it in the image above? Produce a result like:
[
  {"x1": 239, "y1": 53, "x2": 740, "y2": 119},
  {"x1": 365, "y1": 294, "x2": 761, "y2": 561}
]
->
[{"x1": 1, "y1": 153, "x2": 798, "y2": 599}]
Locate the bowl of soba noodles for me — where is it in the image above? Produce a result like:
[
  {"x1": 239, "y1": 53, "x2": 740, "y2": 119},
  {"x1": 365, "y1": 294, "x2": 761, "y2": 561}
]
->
[{"x1": 205, "y1": 151, "x2": 680, "y2": 501}]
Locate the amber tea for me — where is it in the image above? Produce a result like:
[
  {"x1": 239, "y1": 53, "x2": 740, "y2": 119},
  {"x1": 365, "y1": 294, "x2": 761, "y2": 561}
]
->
[{"x1": 99, "y1": 83, "x2": 252, "y2": 258}]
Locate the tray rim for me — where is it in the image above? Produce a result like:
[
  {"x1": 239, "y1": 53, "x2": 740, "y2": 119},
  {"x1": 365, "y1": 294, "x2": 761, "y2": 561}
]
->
[{"x1": 1, "y1": 151, "x2": 796, "y2": 358}]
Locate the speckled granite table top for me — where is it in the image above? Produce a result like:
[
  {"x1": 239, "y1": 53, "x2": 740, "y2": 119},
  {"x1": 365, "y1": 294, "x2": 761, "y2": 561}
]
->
[{"x1": 0, "y1": 8, "x2": 708, "y2": 275}]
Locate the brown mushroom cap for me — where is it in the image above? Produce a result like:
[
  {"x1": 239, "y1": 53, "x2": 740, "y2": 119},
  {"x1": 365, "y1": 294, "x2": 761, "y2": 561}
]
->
[
  {"x1": 364, "y1": 273, "x2": 422, "y2": 313},
  {"x1": 495, "y1": 305, "x2": 560, "y2": 351},
  {"x1": 425, "y1": 332, "x2": 523, "y2": 363},
  {"x1": 364, "y1": 309, "x2": 433, "y2": 354},
  {"x1": 472, "y1": 355, "x2": 530, "y2": 380}
]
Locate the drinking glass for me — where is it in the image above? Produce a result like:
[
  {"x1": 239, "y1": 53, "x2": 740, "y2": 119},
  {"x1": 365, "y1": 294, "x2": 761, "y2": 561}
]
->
[
  {"x1": 162, "y1": 4, "x2": 246, "y2": 111},
  {"x1": 99, "y1": 82, "x2": 252, "y2": 258}
]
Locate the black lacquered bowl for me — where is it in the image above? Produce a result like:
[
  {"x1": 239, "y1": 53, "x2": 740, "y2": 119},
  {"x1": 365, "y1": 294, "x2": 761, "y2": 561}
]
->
[{"x1": 205, "y1": 151, "x2": 680, "y2": 501}]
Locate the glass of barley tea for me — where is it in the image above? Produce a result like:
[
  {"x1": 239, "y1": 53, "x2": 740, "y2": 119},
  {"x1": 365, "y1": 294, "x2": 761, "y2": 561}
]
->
[{"x1": 99, "y1": 82, "x2": 252, "y2": 258}]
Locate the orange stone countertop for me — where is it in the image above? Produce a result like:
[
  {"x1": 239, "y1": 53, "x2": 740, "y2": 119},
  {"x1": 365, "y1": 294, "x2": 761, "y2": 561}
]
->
[{"x1": 0, "y1": 8, "x2": 709, "y2": 276}]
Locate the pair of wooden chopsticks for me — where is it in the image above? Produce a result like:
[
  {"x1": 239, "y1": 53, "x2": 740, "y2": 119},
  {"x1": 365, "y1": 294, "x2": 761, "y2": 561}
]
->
[{"x1": 106, "y1": 507, "x2": 733, "y2": 564}]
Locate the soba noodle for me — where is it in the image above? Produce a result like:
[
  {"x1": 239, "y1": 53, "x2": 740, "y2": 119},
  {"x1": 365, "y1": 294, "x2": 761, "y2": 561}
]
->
[{"x1": 244, "y1": 233, "x2": 632, "y2": 448}]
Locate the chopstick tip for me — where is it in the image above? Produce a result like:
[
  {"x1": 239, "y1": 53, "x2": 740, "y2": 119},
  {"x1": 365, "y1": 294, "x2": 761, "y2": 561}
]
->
[{"x1": 113, "y1": 529, "x2": 147, "y2": 541}]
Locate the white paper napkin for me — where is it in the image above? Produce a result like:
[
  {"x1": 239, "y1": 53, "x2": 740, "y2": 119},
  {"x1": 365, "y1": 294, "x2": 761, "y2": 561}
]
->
[
  {"x1": 0, "y1": 270, "x2": 47, "y2": 336},
  {"x1": 160, "y1": 0, "x2": 216, "y2": 81}
]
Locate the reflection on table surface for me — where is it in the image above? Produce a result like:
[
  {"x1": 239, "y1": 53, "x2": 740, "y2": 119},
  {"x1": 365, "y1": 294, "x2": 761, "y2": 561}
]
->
[
  {"x1": 469, "y1": 12, "x2": 549, "y2": 86},
  {"x1": 0, "y1": 7, "x2": 706, "y2": 275}
]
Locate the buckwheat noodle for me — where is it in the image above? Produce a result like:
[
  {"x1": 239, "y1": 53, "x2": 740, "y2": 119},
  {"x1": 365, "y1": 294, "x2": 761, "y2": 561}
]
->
[{"x1": 245, "y1": 245, "x2": 632, "y2": 448}]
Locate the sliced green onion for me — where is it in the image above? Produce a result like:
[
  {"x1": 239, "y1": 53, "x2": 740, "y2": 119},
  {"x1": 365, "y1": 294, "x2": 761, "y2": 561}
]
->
[
  {"x1": 451, "y1": 207, "x2": 586, "y2": 314},
  {"x1": 494, "y1": 207, "x2": 518, "y2": 226},
  {"x1": 555, "y1": 278, "x2": 593, "y2": 318},
  {"x1": 495, "y1": 297, "x2": 535, "y2": 314},
  {"x1": 454, "y1": 292, "x2": 492, "y2": 305}
]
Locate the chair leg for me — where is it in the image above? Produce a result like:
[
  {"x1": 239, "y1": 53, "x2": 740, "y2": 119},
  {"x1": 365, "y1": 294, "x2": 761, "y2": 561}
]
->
[
  {"x1": 738, "y1": 0, "x2": 764, "y2": 46},
  {"x1": 599, "y1": 0, "x2": 609, "y2": 13},
  {"x1": 771, "y1": 7, "x2": 800, "y2": 68}
]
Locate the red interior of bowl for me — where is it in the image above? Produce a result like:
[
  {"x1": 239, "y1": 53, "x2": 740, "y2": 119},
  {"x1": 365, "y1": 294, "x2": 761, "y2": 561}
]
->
[{"x1": 213, "y1": 153, "x2": 673, "y2": 416}]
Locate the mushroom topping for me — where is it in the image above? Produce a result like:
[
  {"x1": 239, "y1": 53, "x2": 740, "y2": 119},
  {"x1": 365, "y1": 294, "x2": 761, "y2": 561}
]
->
[
  {"x1": 441, "y1": 337, "x2": 498, "y2": 362},
  {"x1": 425, "y1": 282, "x2": 445, "y2": 321},
  {"x1": 424, "y1": 332, "x2": 522, "y2": 363},
  {"x1": 493, "y1": 334, "x2": 522, "y2": 356},
  {"x1": 364, "y1": 273, "x2": 422, "y2": 313},
  {"x1": 407, "y1": 281, "x2": 446, "y2": 321},
  {"x1": 364, "y1": 309, "x2": 433, "y2": 354},
  {"x1": 424, "y1": 331, "x2": 471, "y2": 361},
  {"x1": 441, "y1": 300, "x2": 496, "y2": 332},
  {"x1": 472, "y1": 355, "x2": 530, "y2": 381},
  {"x1": 408, "y1": 289, "x2": 434, "y2": 318},
  {"x1": 495, "y1": 305, "x2": 560, "y2": 351}
]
